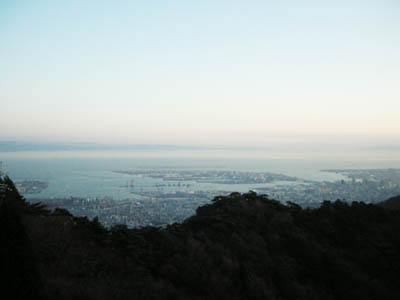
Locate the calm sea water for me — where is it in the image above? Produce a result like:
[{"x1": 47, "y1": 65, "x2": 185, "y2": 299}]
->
[{"x1": 1, "y1": 149, "x2": 400, "y2": 199}]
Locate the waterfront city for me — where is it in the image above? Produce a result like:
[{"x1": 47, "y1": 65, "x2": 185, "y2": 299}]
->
[{"x1": 24, "y1": 168, "x2": 400, "y2": 227}]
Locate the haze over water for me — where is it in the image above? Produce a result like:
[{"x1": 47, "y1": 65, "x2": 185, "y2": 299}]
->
[{"x1": 1, "y1": 148, "x2": 399, "y2": 199}]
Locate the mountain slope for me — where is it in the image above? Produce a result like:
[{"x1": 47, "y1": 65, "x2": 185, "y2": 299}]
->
[
  {"x1": 379, "y1": 195, "x2": 400, "y2": 210},
  {"x1": 1, "y1": 176, "x2": 400, "y2": 300}
]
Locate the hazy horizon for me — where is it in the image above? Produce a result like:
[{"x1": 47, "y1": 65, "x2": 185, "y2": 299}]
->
[
  {"x1": 1, "y1": 1, "x2": 399, "y2": 147},
  {"x1": 2, "y1": 138, "x2": 400, "y2": 154}
]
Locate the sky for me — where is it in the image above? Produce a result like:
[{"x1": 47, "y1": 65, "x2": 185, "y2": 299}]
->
[{"x1": 1, "y1": 0, "x2": 399, "y2": 147}]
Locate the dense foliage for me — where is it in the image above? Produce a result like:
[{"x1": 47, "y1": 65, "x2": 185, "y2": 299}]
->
[{"x1": 1, "y1": 176, "x2": 400, "y2": 300}]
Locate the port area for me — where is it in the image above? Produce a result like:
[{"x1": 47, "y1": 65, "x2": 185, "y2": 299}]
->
[{"x1": 113, "y1": 169, "x2": 299, "y2": 185}]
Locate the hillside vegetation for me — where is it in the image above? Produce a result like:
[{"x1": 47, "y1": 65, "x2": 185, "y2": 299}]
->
[{"x1": 1, "y1": 176, "x2": 400, "y2": 300}]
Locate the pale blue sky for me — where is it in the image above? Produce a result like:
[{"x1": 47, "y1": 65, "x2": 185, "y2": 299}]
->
[{"x1": 1, "y1": 0, "x2": 399, "y2": 146}]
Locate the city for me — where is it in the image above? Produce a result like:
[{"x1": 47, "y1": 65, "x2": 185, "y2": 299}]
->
[{"x1": 30, "y1": 168, "x2": 400, "y2": 227}]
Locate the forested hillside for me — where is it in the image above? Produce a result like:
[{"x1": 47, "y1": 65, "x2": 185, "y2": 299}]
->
[{"x1": 1, "y1": 176, "x2": 400, "y2": 300}]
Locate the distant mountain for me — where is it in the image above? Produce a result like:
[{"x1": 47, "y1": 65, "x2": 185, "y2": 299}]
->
[
  {"x1": 1, "y1": 176, "x2": 400, "y2": 300},
  {"x1": 0, "y1": 141, "x2": 271, "y2": 152},
  {"x1": 0, "y1": 141, "x2": 205, "y2": 152}
]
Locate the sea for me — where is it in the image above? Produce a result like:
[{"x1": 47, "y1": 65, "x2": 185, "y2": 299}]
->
[{"x1": 1, "y1": 149, "x2": 400, "y2": 200}]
